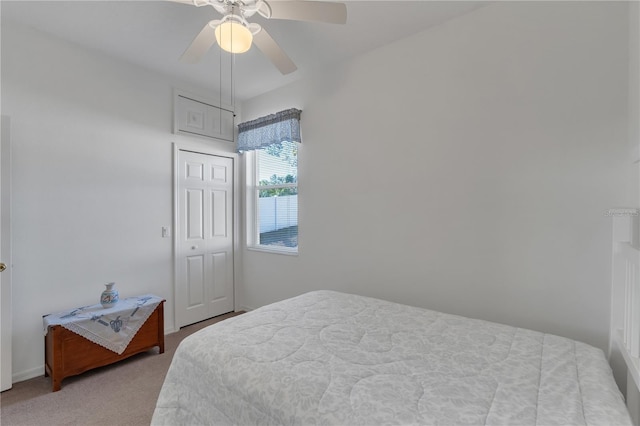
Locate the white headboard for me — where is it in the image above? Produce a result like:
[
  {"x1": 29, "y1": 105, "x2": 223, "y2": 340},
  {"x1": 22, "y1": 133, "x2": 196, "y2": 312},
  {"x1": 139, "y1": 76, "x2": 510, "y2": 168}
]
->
[{"x1": 608, "y1": 208, "x2": 640, "y2": 425}]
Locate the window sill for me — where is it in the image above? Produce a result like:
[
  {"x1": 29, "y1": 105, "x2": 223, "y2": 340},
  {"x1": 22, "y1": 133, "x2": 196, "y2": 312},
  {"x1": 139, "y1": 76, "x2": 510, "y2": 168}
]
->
[{"x1": 247, "y1": 246, "x2": 298, "y2": 256}]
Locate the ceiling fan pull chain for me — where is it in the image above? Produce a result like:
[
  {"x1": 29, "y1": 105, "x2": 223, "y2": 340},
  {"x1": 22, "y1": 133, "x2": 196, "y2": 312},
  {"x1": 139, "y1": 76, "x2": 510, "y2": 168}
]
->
[
  {"x1": 219, "y1": 36, "x2": 223, "y2": 114},
  {"x1": 230, "y1": 17, "x2": 236, "y2": 111}
]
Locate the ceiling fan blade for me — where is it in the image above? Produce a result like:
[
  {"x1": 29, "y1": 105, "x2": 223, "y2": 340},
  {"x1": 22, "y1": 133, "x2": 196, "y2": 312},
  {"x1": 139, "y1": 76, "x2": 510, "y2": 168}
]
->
[
  {"x1": 267, "y1": 1, "x2": 346, "y2": 24},
  {"x1": 180, "y1": 23, "x2": 217, "y2": 63},
  {"x1": 253, "y1": 29, "x2": 297, "y2": 75}
]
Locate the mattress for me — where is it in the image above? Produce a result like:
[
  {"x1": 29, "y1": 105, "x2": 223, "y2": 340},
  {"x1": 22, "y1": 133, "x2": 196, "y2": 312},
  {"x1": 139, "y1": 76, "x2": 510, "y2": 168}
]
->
[{"x1": 152, "y1": 290, "x2": 631, "y2": 425}]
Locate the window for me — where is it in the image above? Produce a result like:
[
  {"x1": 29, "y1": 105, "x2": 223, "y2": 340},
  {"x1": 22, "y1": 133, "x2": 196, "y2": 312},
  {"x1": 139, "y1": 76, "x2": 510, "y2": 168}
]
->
[
  {"x1": 251, "y1": 141, "x2": 298, "y2": 252},
  {"x1": 239, "y1": 108, "x2": 301, "y2": 254}
]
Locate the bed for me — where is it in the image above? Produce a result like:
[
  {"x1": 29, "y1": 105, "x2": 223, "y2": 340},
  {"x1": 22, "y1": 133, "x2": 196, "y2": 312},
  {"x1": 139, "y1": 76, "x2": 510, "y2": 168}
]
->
[{"x1": 152, "y1": 290, "x2": 632, "y2": 425}]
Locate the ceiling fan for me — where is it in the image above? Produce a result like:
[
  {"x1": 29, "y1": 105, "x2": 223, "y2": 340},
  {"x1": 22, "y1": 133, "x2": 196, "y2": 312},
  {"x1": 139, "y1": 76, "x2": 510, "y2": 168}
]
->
[{"x1": 172, "y1": 0, "x2": 347, "y2": 75}]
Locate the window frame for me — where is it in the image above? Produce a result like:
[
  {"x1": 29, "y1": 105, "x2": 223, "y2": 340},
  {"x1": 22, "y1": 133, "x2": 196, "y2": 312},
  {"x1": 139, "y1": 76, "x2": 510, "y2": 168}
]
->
[{"x1": 245, "y1": 148, "x2": 299, "y2": 255}]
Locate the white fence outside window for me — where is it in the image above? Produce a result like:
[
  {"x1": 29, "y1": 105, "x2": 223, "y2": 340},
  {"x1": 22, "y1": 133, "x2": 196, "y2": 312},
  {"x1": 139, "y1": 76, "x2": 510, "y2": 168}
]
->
[{"x1": 259, "y1": 195, "x2": 298, "y2": 233}]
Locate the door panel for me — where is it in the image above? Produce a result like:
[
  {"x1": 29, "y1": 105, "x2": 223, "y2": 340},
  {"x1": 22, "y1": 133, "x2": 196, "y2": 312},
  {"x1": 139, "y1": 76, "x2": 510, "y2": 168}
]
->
[
  {"x1": 186, "y1": 162, "x2": 204, "y2": 180},
  {"x1": 210, "y1": 250, "x2": 233, "y2": 314},
  {"x1": 211, "y1": 164, "x2": 227, "y2": 182},
  {"x1": 211, "y1": 190, "x2": 227, "y2": 237},
  {"x1": 186, "y1": 255, "x2": 205, "y2": 308},
  {"x1": 186, "y1": 189, "x2": 204, "y2": 239},
  {"x1": 177, "y1": 150, "x2": 234, "y2": 328},
  {"x1": 211, "y1": 252, "x2": 227, "y2": 300}
]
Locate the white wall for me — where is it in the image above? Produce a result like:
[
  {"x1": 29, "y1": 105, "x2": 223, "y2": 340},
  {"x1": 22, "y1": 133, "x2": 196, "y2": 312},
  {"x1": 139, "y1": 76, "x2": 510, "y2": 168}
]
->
[
  {"x1": 239, "y1": 1, "x2": 630, "y2": 353},
  {"x1": 1, "y1": 21, "x2": 236, "y2": 381},
  {"x1": 630, "y1": 1, "x2": 640, "y2": 231},
  {"x1": 624, "y1": 3, "x2": 640, "y2": 422}
]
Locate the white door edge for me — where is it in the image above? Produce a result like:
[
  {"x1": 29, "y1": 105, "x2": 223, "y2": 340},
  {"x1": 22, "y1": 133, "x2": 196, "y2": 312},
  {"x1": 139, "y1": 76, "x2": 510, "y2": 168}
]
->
[{"x1": 1, "y1": 115, "x2": 13, "y2": 391}]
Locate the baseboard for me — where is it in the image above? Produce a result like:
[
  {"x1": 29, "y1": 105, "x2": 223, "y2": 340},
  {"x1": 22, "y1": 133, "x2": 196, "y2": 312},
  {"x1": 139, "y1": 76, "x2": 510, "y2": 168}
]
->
[
  {"x1": 13, "y1": 365, "x2": 44, "y2": 384},
  {"x1": 236, "y1": 305, "x2": 254, "y2": 312}
]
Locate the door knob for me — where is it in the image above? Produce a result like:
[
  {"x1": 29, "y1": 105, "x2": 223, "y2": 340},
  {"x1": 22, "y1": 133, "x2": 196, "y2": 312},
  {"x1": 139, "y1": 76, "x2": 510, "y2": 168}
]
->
[
  {"x1": 191, "y1": 246, "x2": 198, "y2": 250},
  {"x1": 0, "y1": 263, "x2": 6, "y2": 272}
]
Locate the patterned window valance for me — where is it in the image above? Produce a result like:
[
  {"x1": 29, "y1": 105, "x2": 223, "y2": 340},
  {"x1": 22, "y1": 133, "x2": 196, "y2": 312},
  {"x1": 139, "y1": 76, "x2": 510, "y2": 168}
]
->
[{"x1": 237, "y1": 108, "x2": 301, "y2": 152}]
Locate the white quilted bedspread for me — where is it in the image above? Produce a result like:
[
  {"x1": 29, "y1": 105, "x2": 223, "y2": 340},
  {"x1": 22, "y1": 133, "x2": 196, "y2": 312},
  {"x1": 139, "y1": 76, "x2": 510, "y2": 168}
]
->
[{"x1": 152, "y1": 291, "x2": 631, "y2": 425}]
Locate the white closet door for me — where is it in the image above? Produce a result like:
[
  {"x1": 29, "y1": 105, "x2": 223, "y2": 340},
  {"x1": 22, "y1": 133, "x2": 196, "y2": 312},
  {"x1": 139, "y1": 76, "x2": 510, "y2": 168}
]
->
[{"x1": 176, "y1": 150, "x2": 234, "y2": 327}]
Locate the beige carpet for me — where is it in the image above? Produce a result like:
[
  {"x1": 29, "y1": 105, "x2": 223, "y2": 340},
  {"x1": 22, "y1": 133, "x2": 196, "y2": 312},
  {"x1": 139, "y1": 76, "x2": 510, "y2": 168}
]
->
[{"x1": 0, "y1": 311, "x2": 243, "y2": 426}]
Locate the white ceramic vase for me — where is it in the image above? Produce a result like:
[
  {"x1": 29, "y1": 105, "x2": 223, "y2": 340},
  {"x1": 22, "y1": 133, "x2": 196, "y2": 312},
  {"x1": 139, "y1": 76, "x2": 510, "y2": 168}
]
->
[{"x1": 100, "y1": 282, "x2": 119, "y2": 308}]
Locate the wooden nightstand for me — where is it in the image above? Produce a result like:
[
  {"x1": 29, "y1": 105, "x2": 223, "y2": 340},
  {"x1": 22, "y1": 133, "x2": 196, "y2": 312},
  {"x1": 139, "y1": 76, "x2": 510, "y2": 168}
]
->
[{"x1": 44, "y1": 299, "x2": 164, "y2": 392}]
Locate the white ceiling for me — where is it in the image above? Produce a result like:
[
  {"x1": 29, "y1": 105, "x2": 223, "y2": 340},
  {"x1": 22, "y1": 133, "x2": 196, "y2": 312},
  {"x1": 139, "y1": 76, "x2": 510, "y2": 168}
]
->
[{"x1": 1, "y1": 0, "x2": 488, "y2": 101}]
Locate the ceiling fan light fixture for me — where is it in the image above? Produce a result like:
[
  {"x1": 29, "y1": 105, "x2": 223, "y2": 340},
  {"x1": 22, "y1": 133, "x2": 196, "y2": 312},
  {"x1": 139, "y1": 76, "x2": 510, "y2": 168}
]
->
[{"x1": 215, "y1": 21, "x2": 253, "y2": 54}]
